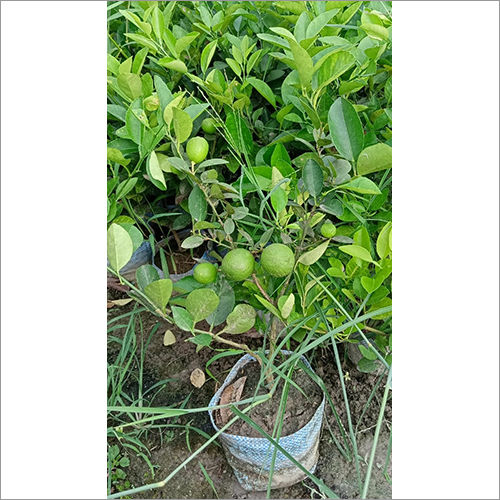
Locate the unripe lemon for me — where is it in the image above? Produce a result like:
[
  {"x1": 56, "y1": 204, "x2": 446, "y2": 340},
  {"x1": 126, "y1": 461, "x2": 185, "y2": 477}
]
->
[
  {"x1": 221, "y1": 249, "x2": 255, "y2": 281},
  {"x1": 201, "y1": 118, "x2": 217, "y2": 134},
  {"x1": 186, "y1": 137, "x2": 209, "y2": 164},
  {"x1": 261, "y1": 243, "x2": 295, "y2": 278},
  {"x1": 321, "y1": 222, "x2": 336, "y2": 238},
  {"x1": 193, "y1": 262, "x2": 217, "y2": 284}
]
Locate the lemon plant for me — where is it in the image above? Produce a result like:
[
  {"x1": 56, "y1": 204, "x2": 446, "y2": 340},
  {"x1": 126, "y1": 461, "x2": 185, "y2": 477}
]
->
[{"x1": 108, "y1": 2, "x2": 392, "y2": 496}]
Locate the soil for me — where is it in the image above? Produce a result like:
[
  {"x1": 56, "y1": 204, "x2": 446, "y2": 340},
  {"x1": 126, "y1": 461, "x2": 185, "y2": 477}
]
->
[
  {"x1": 108, "y1": 277, "x2": 392, "y2": 498},
  {"x1": 224, "y1": 361, "x2": 322, "y2": 437}
]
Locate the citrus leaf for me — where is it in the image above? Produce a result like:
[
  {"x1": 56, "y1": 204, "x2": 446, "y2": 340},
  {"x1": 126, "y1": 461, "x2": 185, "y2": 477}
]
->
[
  {"x1": 298, "y1": 240, "x2": 329, "y2": 266},
  {"x1": 201, "y1": 40, "x2": 217, "y2": 74},
  {"x1": 136, "y1": 264, "x2": 160, "y2": 291},
  {"x1": 306, "y1": 9, "x2": 339, "y2": 39},
  {"x1": 288, "y1": 37, "x2": 313, "y2": 88},
  {"x1": 187, "y1": 334, "x2": 212, "y2": 347},
  {"x1": 172, "y1": 107, "x2": 193, "y2": 144},
  {"x1": 357, "y1": 143, "x2": 392, "y2": 175},
  {"x1": 147, "y1": 151, "x2": 167, "y2": 190},
  {"x1": 186, "y1": 288, "x2": 220, "y2": 323},
  {"x1": 158, "y1": 57, "x2": 188, "y2": 73},
  {"x1": 280, "y1": 293, "x2": 295, "y2": 319},
  {"x1": 117, "y1": 73, "x2": 143, "y2": 100},
  {"x1": 107, "y1": 223, "x2": 133, "y2": 272},
  {"x1": 246, "y1": 77, "x2": 276, "y2": 107},
  {"x1": 328, "y1": 97, "x2": 364, "y2": 162},
  {"x1": 254, "y1": 295, "x2": 281, "y2": 318},
  {"x1": 144, "y1": 279, "x2": 173, "y2": 311},
  {"x1": 376, "y1": 222, "x2": 392, "y2": 259},
  {"x1": 302, "y1": 159, "x2": 323, "y2": 198},
  {"x1": 115, "y1": 177, "x2": 137, "y2": 200},
  {"x1": 224, "y1": 304, "x2": 256, "y2": 334},
  {"x1": 188, "y1": 185, "x2": 207, "y2": 222},
  {"x1": 181, "y1": 235, "x2": 204, "y2": 249},
  {"x1": 171, "y1": 306, "x2": 194, "y2": 331},
  {"x1": 341, "y1": 176, "x2": 381, "y2": 195},
  {"x1": 339, "y1": 244, "x2": 375, "y2": 263}
]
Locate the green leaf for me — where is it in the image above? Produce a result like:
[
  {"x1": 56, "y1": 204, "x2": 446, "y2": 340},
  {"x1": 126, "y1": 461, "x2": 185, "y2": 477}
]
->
[
  {"x1": 207, "y1": 280, "x2": 235, "y2": 326},
  {"x1": 357, "y1": 143, "x2": 392, "y2": 175},
  {"x1": 132, "y1": 47, "x2": 148, "y2": 75},
  {"x1": 115, "y1": 178, "x2": 137, "y2": 200},
  {"x1": 339, "y1": 244, "x2": 375, "y2": 263},
  {"x1": 125, "y1": 33, "x2": 158, "y2": 52},
  {"x1": 181, "y1": 235, "x2": 204, "y2": 249},
  {"x1": 224, "y1": 304, "x2": 256, "y2": 334},
  {"x1": 314, "y1": 51, "x2": 355, "y2": 94},
  {"x1": 117, "y1": 73, "x2": 143, "y2": 100},
  {"x1": 151, "y1": 5, "x2": 164, "y2": 39},
  {"x1": 280, "y1": 293, "x2": 295, "y2": 319},
  {"x1": 288, "y1": 38, "x2": 314, "y2": 88},
  {"x1": 225, "y1": 111, "x2": 253, "y2": 156},
  {"x1": 376, "y1": 222, "x2": 392, "y2": 259},
  {"x1": 184, "y1": 103, "x2": 209, "y2": 121},
  {"x1": 359, "y1": 344, "x2": 378, "y2": 361},
  {"x1": 305, "y1": 9, "x2": 339, "y2": 39},
  {"x1": 172, "y1": 107, "x2": 193, "y2": 144},
  {"x1": 328, "y1": 97, "x2": 364, "y2": 162},
  {"x1": 186, "y1": 288, "x2": 220, "y2": 323},
  {"x1": 298, "y1": 240, "x2": 329, "y2": 266},
  {"x1": 254, "y1": 295, "x2": 281, "y2": 318},
  {"x1": 201, "y1": 40, "x2": 217, "y2": 74},
  {"x1": 136, "y1": 264, "x2": 160, "y2": 291},
  {"x1": 144, "y1": 279, "x2": 173, "y2": 311},
  {"x1": 188, "y1": 185, "x2": 207, "y2": 222},
  {"x1": 225, "y1": 57, "x2": 241, "y2": 77},
  {"x1": 175, "y1": 32, "x2": 200, "y2": 55},
  {"x1": 357, "y1": 357, "x2": 378, "y2": 373},
  {"x1": 246, "y1": 77, "x2": 276, "y2": 107},
  {"x1": 187, "y1": 334, "x2": 212, "y2": 347},
  {"x1": 119, "y1": 224, "x2": 143, "y2": 253},
  {"x1": 107, "y1": 147, "x2": 130, "y2": 167},
  {"x1": 302, "y1": 159, "x2": 323, "y2": 198},
  {"x1": 341, "y1": 176, "x2": 381, "y2": 195},
  {"x1": 361, "y1": 23, "x2": 390, "y2": 41},
  {"x1": 107, "y1": 223, "x2": 133, "y2": 272},
  {"x1": 154, "y1": 75, "x2": 173, "y2": 112},
  {"x1": 360, "y1": 273, "x2": 385, "y2": 294},
  {"x1": 353, "y1": 226, "x2": 371, "y2": 253},
  {"x1": 320, "y1": 194, "x2": 344, "y2": 217},
  {"x1": 147, "y1": 151, "x2": 167, "y2": 190},
  {"x1": 171, "y1": 306, "x2": 194, "y2": 331},
  {"x1": 158, "y1": 57, "x2": 187, "y2": 74},
  {"x1": 125, "y1": 106, "x2": 144, "y2": 146},
  {"x1": 107, "y1": 54, "x2": 120, "y2": 75}
]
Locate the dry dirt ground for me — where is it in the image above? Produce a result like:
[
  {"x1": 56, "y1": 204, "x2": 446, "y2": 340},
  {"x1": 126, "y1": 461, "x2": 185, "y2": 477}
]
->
[{"x1": 108, "y1": 295, "x2": 391, "y2": 499}]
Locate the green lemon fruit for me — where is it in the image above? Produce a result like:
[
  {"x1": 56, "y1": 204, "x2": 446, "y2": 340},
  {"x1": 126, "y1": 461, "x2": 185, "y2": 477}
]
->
[
  {"x1": 201, "y1": 118, "x2": 217, "y2": 134},
  {"x1": 261, "y1": 243, "x2": 295, "y2": 278},
  {"x1": 321, "y1": 222, "x2": 337, "y2": 238},
  {"x1": 221, "y1": 249, "x2": 255, "y2": 281},
  {"x1": 186, "y1": 137, "x2": 209, "y2": 164},
  {"x1": 193, "y1": 262, "x2": 217, "y2": 284}
]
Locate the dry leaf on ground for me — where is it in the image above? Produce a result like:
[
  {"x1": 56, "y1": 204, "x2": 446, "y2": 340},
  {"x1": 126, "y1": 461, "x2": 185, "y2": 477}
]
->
[
  {"x1": 217, "y1": 376, "x2": 247, "y2": 426},
  {"x1": 163, "y1": 330, "x2": 176, "y2": 346},
  {"x1": 190, "y1": 368, "x2": 206, "y2": 388}
]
